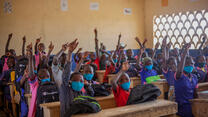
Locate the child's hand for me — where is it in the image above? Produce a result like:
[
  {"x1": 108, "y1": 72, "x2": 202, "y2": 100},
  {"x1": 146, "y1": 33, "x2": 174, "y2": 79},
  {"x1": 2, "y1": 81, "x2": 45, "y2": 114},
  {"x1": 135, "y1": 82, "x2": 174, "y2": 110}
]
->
[
  {"x1": 22, "y1": 36, "x2": 26, "y2": 42},
  {"x1": 167, "y1": 42, "x2": 171, "y2": 49},
  {"x1": 155, "y1": 42, "x2": 160, "y2": 49},
  {"x1": 94, "y1": 28, "x2": 98, "y2": 37},
  {"x1": 8, "y1": 33, "x2": 13, "y2": 39},
  {"x1": 122, "y1": 61, "x2": 130, "y2": 71},
  {"x1": 36, "y1": 37, "x2": 41, "y2": 43},
  {"x1": 162, "y1": 36, "x2": 167, "y2": 46},
  {"x1": 118, "y1": 33, "x2": 121, "y2": 39},
  {"x1": 62, "y1": 43, "x2": 68, "y2": 51},
  {"x1": 23, "y1": 67, "x2": 29, "y2": 78},
  {"x1": 68, "y1": 39, "x2": 79, "y2": 53},
  {"x1": 26, "y1": 43, "x2": 33, "y2": 56},
  {"x1": 135, "y1": 37, "x2": 142, "y2": 47},
  {"x1": 48, "y1": 41, "x2": 54, "y2": 52}
]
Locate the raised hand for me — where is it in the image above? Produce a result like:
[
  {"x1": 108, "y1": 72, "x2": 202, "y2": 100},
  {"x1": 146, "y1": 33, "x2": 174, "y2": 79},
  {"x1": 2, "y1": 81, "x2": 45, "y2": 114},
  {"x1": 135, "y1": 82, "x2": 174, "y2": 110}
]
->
[
  {"x1": 48, "y1": 41, "x2": 54, "y2": 52},
  {"x1": 143, "y1": 38, "x2": 147, "y2": 48},
  {"x1": 162, "y1": 36, "x2": 167, "y2": 47},
  {"x1": 62, "y1": 43, "x2": 68, "y2": 51},
  {"x1": 36, "y1": 37, "x2": 41, "y2": 44},
  {"x1": 68, "y1": 39, "x2": 79, "y2": 53},
  {"x1": 167, "y1": 42, "x2": 172, "y2": 49},
  {"x1": 135, "y1": 37, "x2": 143, "y2": 48},
  {"x1": 8, "y1": 33, "x2": 13, "y2": 39},
  {"x1": 94, "y1": 28, "x2": 98, "y2": 38},
  {"x1": 122, "y1": 61, "x2": 130, "y2": 71},
  {"x1": 26, "y1": 43, "x2": 33, "y2": 56},
  {"x1": 23, "y1": 36, "x2": 26, "y2": 42},
  {"x1": 82, "y1": 51, "x2": 89, "y2": 59},
  {"x1": 155, "y1": 42, "x2": 160, "y2": 49}
]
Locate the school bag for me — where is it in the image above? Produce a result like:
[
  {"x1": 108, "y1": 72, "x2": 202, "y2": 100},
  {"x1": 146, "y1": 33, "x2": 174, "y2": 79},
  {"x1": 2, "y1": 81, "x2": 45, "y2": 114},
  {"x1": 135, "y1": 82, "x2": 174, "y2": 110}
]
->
[
  {"x1": 127, "y1": 84, "x2": 161, "y2": 105},
  {"x1": 36, "y1": 81, "x2": 59, "y2": 117},
  {"x1": 91, "y1": 83, "x2": 112, "y2": 96},
  {"x1": 64, "y1": 96, "x2": 101, "y2": 117}
]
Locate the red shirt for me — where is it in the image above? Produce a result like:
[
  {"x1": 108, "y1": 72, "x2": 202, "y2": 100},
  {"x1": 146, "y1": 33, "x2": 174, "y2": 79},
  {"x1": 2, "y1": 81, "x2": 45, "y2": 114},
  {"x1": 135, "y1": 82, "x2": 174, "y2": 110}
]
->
[
  {"x1": 113, "y1": 86, "x2": 130, "y2": 107},
  {"x1": 103, "y1": 63, "x2": 116, "y2": 83},
  {"x1": 86, "y1": 58, "x2": 100, "y2": 70}
]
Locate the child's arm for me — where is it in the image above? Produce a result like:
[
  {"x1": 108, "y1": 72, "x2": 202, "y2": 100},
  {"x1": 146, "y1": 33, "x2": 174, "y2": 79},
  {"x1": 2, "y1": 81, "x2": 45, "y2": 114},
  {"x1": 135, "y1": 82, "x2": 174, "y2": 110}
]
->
[
  {"x1": 34, "y1": 37, "x2": 41, "y2": 54},
  {"x1": 94, "y1": 29, "x2": 100, "y2": 59},
  {"x1": 111, "y1": 62, "x2": 129, "y2": 92},
  {"x1": 74, "y1": 52, "x2": 88, "y2": 72},
  {"x1": 115, "y1": 34, "x2": 121, "y2": 53},
  {"x1": 52, "y1": 43, "x2": 68, "y2": 66},
  {"x1": 199, "y1": 36, "x2": 206, "y2": 55},
  {"x1": 5, "y1": 33, "x2": 13, "y2": 54},
  {"x1": 45, "y1": 41, "x2": 54, "y2": 64},
  {"x1": 161, "y1": 37, "x2": 168, "y2": 71},
  {"x1": 73, "y1": 48, "x2": 82, "y2": 63},
  {"x1": 20, "y1": 67, "x2": 29, "y2": 87},
  {"x1": 176, "y1": 43, "x2": 191, "y2": 80},
  {"x1": 62, "y1": 39, "x2": 78, "y2": 86},
  {"x1": 27, "y1": 43, "x2": 35, "y2": 81},
  {"x1": 22, "y1": 36, "x2": 26, "y2": 56},
  {"x1": 152, "y1": 42, "x2": 160, "y2": 60}
]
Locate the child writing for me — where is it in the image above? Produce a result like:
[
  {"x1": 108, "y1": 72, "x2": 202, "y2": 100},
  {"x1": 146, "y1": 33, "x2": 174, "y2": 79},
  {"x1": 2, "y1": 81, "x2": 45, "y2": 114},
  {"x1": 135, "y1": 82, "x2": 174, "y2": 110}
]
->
[
  {"x1": 175, "y1": 43, "x2": 198, "y2": 117},
  {"x1": 111, "y1": 61, "x2": 131, "y2": 107}
]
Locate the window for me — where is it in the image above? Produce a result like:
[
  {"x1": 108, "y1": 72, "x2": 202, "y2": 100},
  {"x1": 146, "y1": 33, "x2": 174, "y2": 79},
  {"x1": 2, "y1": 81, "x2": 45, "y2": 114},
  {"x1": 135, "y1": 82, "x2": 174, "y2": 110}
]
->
[{"x1": 153, "y1": 9, "x2": 208, "y2": 49}]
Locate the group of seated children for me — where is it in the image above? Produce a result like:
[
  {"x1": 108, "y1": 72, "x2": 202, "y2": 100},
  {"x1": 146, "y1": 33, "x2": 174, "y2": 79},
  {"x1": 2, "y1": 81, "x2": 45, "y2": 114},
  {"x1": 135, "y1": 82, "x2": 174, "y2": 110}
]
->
[{"x1": 0, "y1": 30, "x2": 208, "y2": 117}]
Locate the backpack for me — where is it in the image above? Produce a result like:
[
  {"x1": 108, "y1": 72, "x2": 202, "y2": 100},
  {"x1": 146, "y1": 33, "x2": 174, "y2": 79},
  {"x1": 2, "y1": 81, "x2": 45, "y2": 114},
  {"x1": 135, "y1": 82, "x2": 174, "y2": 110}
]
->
[
  {"x1": 127, "y1": 84, "x2": 161, "y2": 105},
  {"x1": 36, "y1": 82, "x2": 59, "y2": 117},
  {"x1": 65, "y1": 96, "x2": 101, "y2": 117},
  {"x1": 91, "y1": 83, "x2": 112, "y2": 96}
]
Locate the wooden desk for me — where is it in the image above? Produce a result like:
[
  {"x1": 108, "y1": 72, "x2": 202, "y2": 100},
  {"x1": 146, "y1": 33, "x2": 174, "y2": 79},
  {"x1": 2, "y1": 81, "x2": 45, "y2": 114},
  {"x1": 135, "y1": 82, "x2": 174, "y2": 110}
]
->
[
  {"x1": 197, "y1": 82, "x2": 208, "y2": 92},
  {"x1": 96, "y1": 70, "x2": 106, "y2": 83},
  {"x1": 40, "y1": 95, "x2": 116, "y2": 117},
  {"x1": 152, "y1": 80, "x2": 169, "y2": 99},
  {"x1": 191, "y1": 99, "x2": 208, "y2": 117},
  {"x1": 73, "y1": 99, "x2": 178, "y2": 117},
  {"x1": 107, "y1": 74, "x2": 117, "y2": 84},
  {"x1": 130, "y1": 77, "x2": 141, "y2": 88}
]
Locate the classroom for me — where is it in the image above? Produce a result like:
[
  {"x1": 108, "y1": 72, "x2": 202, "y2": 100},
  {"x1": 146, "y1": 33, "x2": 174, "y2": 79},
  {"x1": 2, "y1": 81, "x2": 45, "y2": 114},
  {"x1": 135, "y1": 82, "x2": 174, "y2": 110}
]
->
[{"x1": 0, "y1": 0, "x2": 208, "y2": 117}]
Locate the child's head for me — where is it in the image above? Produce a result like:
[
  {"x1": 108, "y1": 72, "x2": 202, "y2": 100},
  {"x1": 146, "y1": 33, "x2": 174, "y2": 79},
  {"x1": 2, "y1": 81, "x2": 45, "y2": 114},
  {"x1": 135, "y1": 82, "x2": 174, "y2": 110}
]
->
[
  {"x1": 156, "y1": 53, "x2": 163, "y2": 62},
  {"x1": 59, "y1": 53, "x2": 66, "y2": 67},
  {"x1": 196, "y1": 55, "x2": 206, "y2": 68},
  {"x1": 7, "y1": 56, "x2": 15, "y2": 69},
  {"x1": 38, "y1": 68, "x2": 50, "y2": 82},
  {"x1": 118, "y1": 73, "x2": 131, "y2": 90},
  {"x1": 167, "y1": 57, "x2": 177, "y2": 71},
  {"x1": 89, "y1": 52, "x2": 96, "y2": 61},
  {"x1": 142, "y1": 57, "x2": 153, "y2": 70},
  {"x1": 83, "y1": 64, "x2": 94, "y2": 81},
  {"x1": 70, "y1": 72, "x2": 84, "y2": 91},
  {"x1": 142, "y1": 51, "x2": 148, "y2": 58},
  {"x1": 126, "y1": 49, "x2": 133, "y2": 58},
  {"x1": 6, "y1": 49, "x2": 16, "y2": 57},
  {"x1": 184, "y1": 56, "x2": 194, "y2": 73},
  {"x1": 38, "y1": 43, "x2": 45, "y2": 52},
  {"x1": 120, "y1": 53, "x2": 127, "y2": 63},
  {"x1": 148, "y1": 49, "x2": 154, "y2": 58}
]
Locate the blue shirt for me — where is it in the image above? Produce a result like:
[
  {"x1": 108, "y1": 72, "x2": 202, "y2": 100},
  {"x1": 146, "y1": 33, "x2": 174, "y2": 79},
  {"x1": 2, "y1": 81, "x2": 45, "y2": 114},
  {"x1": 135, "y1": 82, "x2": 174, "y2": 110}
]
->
[
  {"x1": 139, "y1": 68, "x2": 157, "y2": 84},
  {"x1": 195, "y1": 67, "x2": 207, "y2": 83},
  {"x1": 163, "y1": 69, "x2": 175, "y2": 86},
  {"x1": 174, "y1": 73, "x2": 198, "y2": 104}
]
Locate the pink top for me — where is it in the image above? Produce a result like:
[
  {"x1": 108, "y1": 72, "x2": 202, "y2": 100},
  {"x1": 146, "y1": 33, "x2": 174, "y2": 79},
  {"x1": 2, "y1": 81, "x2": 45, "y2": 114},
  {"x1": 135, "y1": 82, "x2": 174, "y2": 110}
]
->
[
  {"x1": 3, "y1": 58, "x2": 8, "y2": 72},
  {"x1": 28, "y1": 78, "x2": 39, "y2": 117}
]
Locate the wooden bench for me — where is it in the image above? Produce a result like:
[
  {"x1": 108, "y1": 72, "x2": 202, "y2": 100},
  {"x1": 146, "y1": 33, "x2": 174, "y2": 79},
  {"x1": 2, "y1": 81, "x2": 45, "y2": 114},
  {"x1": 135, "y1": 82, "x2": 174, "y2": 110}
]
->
[
  {"x1": 107, "y1": 74, "x2": 117, "y2": 84},
  {"x1": 152, "y1": 80, "x2": 169, "y2": 99},
  {"x1": 130, "y1": 77, "x2": 141, "y2": 88},
  {"x1": 40, "y1": 95, "x2": 116, "y2": 117},
  {"x1": 96, "y1": 70, "x2": 106, "y2": 83},
  {"x1": 191, "y1": 99, "x2": 208, "y2": 117},
  {"x1": 73, "y1": 99, "x2": 178, "y2": 117},
  {"x1": 197, "y1": 82, "x2": 208, "y2": 92}
]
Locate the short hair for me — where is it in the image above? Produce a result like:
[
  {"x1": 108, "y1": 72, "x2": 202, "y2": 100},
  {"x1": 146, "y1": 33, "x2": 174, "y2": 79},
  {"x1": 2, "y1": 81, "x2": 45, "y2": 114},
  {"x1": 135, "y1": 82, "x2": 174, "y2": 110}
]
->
[{"x1": 70, "y1": 72, "x2": 83, "y2": 80}]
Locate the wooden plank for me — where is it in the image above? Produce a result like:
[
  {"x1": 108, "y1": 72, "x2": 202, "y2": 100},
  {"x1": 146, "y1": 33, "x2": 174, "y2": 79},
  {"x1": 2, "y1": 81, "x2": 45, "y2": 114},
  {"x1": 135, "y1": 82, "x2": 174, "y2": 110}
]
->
[
  {"x1": 152, "y1": 80, "x2": 169, "y2": 99},
  {"x1": 197, "y1": 82, "x2": 208, "y2": 92},
  {"x1": 130, "y1": 77, "x2": 141, "y2": 88},
  {"x1": 96, "y1": 70, "x2": 106, "y2": 83},
  {"x1": 107, "y1": 74, "x2": 117, "y2": 84},
  {"x1": 40, "y1": 95, "x2": 116, "y2": 117},
  {"x1": 73, "y1": 99, "x2": 178, "y2": 117},
  {"x1": 191, "y1": 99, "x2": 208, "y2": 117}
]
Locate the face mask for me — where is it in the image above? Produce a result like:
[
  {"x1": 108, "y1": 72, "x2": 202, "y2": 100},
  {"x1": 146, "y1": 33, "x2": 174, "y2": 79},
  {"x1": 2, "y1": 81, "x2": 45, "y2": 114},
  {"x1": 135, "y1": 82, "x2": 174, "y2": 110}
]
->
[
  {"x1": 34, "y1": 70, "x2": 38, "y2": 74},
  {"x1": 113, "y1": 59, "x2": 118, "y2": 63},
  {"x1": 145, "y1": 64, "x2": 153, "y2": 70},
  {"x1": 83, "y1": 74, "x2": 94, "y2": 81},
  {"x1": 197, "y1": 62, "x2": 206, "y2": 68},
  {"x1": 71, "y1": 81, "x2": 84, "y2": 91},
  {"x1": 121, "y1": 81, "x2": 131, "y2": 90},
  {"x1": 41, "y1": 78, "x2": 50, "y2": 83},
  {"x1": 184, "y1": 66, "x2": 194, "y2": 73}
]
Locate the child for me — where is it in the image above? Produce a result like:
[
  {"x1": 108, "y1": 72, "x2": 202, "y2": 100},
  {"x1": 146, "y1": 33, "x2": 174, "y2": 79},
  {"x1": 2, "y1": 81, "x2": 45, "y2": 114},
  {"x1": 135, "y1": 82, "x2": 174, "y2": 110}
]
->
[
  {"x1": 27, "y1": 43, "x2": 59, "y2": 117},
  {"x1": 126, "y1": 49, "x2": 136, "y2": 63},
  {"x1": 194, "y1": 55, "x2": 207, "y2": 83},
  {"x1": 111, "y1": 62, "x2": 131, "y2": 107},
  {"x1": 52, "y1": 43, "x2": 68, "y2": 89},
  {"x1": 175, "y1": 43, "x2": 198, "y2": 117},
  {"x1": 59, "y1": 39, "x2": 94, "y2": 117},
  {"x1": 34, "y1": 37, "x2": 46, "y2": 68}
]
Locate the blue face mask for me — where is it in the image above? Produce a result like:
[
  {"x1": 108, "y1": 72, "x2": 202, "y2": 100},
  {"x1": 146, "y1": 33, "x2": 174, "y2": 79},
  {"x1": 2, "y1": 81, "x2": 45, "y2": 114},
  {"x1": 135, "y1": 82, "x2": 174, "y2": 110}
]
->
[
  {"x1": 113, "y1": 59, "x2": 118, "y2": 63},
  {"x1": 184, "y1": 66, "x2": 194, "y2": 73},
  {"x1": 145, "y1": 64, "x2": 153, "y2": 70},
  {"x1": 121, "y1": 81, "x2": 131, "y2": 90},
  {"x1": 83, "y1": 74, "x2": 94, "y2": 81},
  {"x1": 41, "y1": 78, "x2": 50, "y2": 83},
  {"x1": 71, "y1": 81, "x2": 84, "y2": 91},
  {"x1": 34, "y1": 70, "x2": 37, "y2": 74}
]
